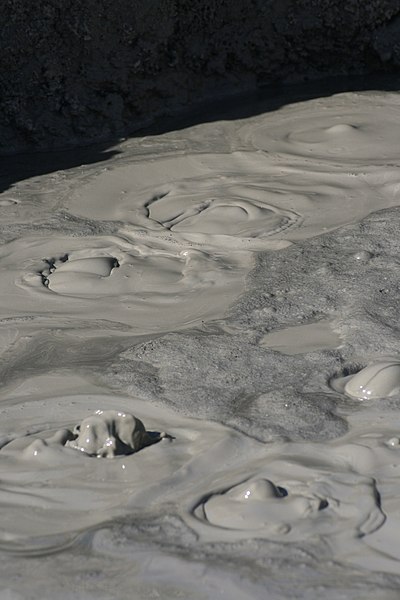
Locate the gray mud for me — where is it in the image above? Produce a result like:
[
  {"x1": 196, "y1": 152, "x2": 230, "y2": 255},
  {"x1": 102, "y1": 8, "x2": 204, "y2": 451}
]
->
[
  {"x1": 2, "y1": 88, "x2": 400, "y2": 598},
  {"x1": 102, "y1": 207, "x2": 400, "y2": 441}
]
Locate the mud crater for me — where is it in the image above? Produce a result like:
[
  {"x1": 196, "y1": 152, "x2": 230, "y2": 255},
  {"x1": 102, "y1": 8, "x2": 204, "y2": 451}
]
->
[
  {"x1": 144, "y1": 188, "x2": 299, "y2": 240},
  {"x1": 40, "y1": 254, "x2": 120, "y2": 291}
]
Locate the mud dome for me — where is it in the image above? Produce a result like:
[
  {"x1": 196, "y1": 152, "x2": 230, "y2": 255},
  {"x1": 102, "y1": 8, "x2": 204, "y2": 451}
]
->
[
  {"x1": 0, "y1": 373, "x2": 397, "y2": 576},
  {"x1": 332, "y1": 360, "x2": 400, "y2": 400},
  {"x1": 0, "y1": 375, "x2": 265, "y2": 547},
  {"x1": 2, "y1": 88, "x2": 400, "y2": 598},
  {"x1": 0, "y1": 233, "x2": 250, "y2": 333},
  {"x1": 65, "y1": 410, "x2": 164, "y2": 457},
  {"x1": 240, "y1": 93, "x2": 400, "y2": 167},
  {"x1": 194, "y1": 473, "x2": 383, "y2": 543},
  {"x1": 66, "y1": 154, "x2": 301, "y2": 250}
]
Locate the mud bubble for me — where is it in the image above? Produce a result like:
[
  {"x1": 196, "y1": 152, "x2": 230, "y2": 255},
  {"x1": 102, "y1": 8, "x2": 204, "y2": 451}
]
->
[
  {"x1": 332, "y1": 360, "x2": 400, "y2": 400},
  {"x1": 65, "y1": 410, "x2": 166, "y2": 458}
]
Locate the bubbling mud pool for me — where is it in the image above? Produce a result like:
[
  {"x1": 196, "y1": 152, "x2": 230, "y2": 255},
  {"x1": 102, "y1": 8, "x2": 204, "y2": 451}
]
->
[
  {"x1": 1, "y1": 88, "x2": 400, "y2": 597},
  {"x1": 0, "y1": 372, "x2": 399, "y2": 577},
  {"x1": 0, "y1": 374, "x2": 266, "y2": 547},
  {"x1": 0, "y1": 233, "x2": 251, "y2": 334},
  {"x1": 65, "y1": 149, "x2": 400, "y2": 246}
]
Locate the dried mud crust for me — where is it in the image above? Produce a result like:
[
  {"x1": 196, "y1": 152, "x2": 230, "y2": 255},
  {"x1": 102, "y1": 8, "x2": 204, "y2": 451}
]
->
[
  {"x1": 1, "y1": 0, "x2": 400, "y2": 153},
  {"x1": 103, "y1": 207, "x2": 400, "y2": 442}
]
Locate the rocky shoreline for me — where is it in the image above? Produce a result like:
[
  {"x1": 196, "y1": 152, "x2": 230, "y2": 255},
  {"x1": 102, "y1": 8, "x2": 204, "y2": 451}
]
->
[{"x1": 2, "y1": 0, "x2": 400, "y2": 153}]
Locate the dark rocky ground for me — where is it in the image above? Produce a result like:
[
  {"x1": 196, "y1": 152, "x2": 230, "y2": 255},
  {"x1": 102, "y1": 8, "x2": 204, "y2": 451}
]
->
[{"x1": 2, "y1": 0, "x2": 400, "y2": 153}]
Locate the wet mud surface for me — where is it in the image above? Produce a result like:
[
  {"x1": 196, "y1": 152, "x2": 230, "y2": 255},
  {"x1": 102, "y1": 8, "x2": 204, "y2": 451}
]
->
[{"x1": 1, "y1": 88, "x2": 400, "y2": 598}]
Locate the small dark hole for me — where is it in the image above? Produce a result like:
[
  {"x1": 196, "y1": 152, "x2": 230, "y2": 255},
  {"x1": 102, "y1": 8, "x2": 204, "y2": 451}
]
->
[
  {"x1": 319, "y1": 499, "x2": 329, "y2": 510},
  {"x1": 44, "y1": 258, "x2": 56, "y2": 269},
  {"x1": 277, "y1": 486, "x2": 288, "y2": 497}
]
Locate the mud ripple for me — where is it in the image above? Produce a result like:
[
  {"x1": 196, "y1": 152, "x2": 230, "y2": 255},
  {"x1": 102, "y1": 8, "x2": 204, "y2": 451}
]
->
[
  {"x1": 0, "y1": 233, "x2": 249, "y2": 333},
  {"x1": 191, "y1": 470, "x2": 384, "y2": 544},
  {"x1": 0, "y1": 384, "x2": 262, "y2": 548}
]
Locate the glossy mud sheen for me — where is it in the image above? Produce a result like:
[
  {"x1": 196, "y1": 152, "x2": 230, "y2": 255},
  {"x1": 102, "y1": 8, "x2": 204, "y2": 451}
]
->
[
  {"x1": 260, "y1": 320, "x2": 342, "y2": 355},
  {"x1": 2, "y1": 89, "x2": 400, "y2": 598},
  {"x1": 332, "y1": 360, "x2": 400, "y2": 400}
]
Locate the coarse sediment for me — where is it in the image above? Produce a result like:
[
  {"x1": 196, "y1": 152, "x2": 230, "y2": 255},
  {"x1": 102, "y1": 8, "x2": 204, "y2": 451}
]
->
[{"x1": 101, "y1": 208, "x2": 400, "y2": 442}]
